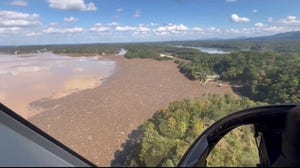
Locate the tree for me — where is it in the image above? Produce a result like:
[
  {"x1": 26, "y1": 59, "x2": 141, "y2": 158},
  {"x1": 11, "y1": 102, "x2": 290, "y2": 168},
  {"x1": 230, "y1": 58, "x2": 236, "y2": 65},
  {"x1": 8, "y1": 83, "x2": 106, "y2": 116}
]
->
[{"x1": 124, "y1": 94, "x2": 263, "y2": 167}]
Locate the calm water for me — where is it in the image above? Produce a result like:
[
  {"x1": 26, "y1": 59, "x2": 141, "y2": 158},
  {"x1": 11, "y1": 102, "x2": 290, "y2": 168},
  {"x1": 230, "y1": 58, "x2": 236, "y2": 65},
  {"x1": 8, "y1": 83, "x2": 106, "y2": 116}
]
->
[
  {"x1": 174, "y1": 45, "x2": 230, "y2": 54},
  {"x1": 0, "y1": 52, "x2": 115, "y2": 118}
]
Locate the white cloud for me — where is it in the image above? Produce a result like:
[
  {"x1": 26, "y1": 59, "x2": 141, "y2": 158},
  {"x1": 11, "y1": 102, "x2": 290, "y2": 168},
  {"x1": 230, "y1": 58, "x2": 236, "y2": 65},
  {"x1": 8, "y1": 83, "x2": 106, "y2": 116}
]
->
[
  {"x1": 89, "y1": 24, "x2": 110, "y2": 32},
  {"x1": 64, "y1": 16, "x2": 79, "y2": 22},
  {"x1": 278, "y1": 16, "x2": 300, "y2": 25},
  {"x1": 94, "y1": 23, "x2": 102, "y2": 26},
  {"x1": 136, "y1": 26, "x2": 150, "y2": 32},
  {"x1": 226, "y1": 0, "x2": 237, "y2": 2},
  {"x1": 10, "y1": 0, "x2": 28, "y2": 7},
  {"x1": 252, "y1": 9, "x2": 258, "y2": 13},
  {"x1": 117, "y1": 8, "x2": 123, "y2": 12},
  {"x1": 115, "y1": 26, "x2": 137, "y2": 32},
  {"x1": 268, "y1": 17, "x2": 273, "y2": 23},
  {"x1": 25, "y1": 32, "x2": 41, "y2": 37},
  {"x1": 43, "y1": 27, "x2": 84, "y2": 34},
  {"x1": 133, "y1": 9, "x2": 141, "y2": 18},
  {"x1": 0, "y1": 10, "x2": 38, "y2": 20},
  {"x1": 48, "y1": 0, "x2": 97, "y2": 11},
  {"x1": 259, "y1": 26, "x2": 284, "y2": 33},
  {"x1": 0, "y1": 20, "x2": 37, "y2": 27},
  {"x1": 107, "y1": 22, "x2": 119, "y2": 26},
  {"x1": 50, "y1": 22, "x2": 59, "y2": 26},
  {"x1": 241, "y1": 25, "x2": 293, "y2": 35},
  {"x1": 187, "y1": 27, "x2": 205, "y2": 35},
  {"x1": 237, "y1": 27, "x2": 254, "y2": 34},
  {"x1": 90, "y1": 27, "x2": 110, "y2": 32},
  {"x1": 150, "y1": 22, "x2": 158, "y2": 27},
  {"x1": 231, "y1": 13, "x2": 250, "y2": 23},
  {"x1": 207, "y1": 27, "x2": 221, "y2": 33},
  {"x1": 255, "y1": 22, "x2": 264, "y2": 28},
  {"x1": 167, "y1": 24, "x2": 187, "y2": 31},
  {"x1": 0, "y1": 10, "x2": 40, "y2": 27},
  {"x1": 252, "y1": 25, "x2": 292, "y2": 35},
  {"x1": 3, "y1": 22, "x2": 300, "y2": 45},
  {"x1": 0, "y1": 10, "x2": 42, "y2": 37},
  {"x1": 0, "y1": 27, "x2": 21, "y2": 34},
  {"x1": 226, "y1": 28, "x2": 240, "y2": 34},
  {"x1": 193, "y1": 27, "x2": 204, "y2": 32},
  {"x1": 154, "y1": 24, "x2": 188, "y2": 35},
  {"x1": 133, "y1": 26, "x2": 151, "y2": 36}
]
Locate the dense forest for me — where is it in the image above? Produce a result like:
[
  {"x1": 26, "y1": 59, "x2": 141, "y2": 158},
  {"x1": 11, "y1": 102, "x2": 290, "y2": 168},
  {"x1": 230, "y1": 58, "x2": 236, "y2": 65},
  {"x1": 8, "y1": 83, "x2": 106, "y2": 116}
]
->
[
  {"x1": 0, "y1": 43, "x2": 121, "y2": 55},
  {"x1": 176, "y1": 50, "x2": 300, "y2": 104},
  {"x1": 217, "y1": 51, "x2": 300, "y2": 104},
  {"x1": 122, "y1": 43, "x2": 300, "y2": 104},
  {"x1": 166, "y1": 39, "x2": 300, "y2": 53},
  {"x1": 121, "y1": 94, "x2": 264, "y2": 167},
  {"x1": 118, "y1": 42, "x2": 299, "y2": 166},
  {"x1": 124, "y1": 44, "x2": 171, "y2": 60}
]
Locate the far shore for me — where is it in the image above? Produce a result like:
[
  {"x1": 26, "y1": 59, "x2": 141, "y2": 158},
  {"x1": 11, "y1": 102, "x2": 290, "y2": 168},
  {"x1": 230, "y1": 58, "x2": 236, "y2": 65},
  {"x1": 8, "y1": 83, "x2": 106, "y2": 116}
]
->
[{"x1": 28, "y1": 55, "x2": 237, "y2": 166}]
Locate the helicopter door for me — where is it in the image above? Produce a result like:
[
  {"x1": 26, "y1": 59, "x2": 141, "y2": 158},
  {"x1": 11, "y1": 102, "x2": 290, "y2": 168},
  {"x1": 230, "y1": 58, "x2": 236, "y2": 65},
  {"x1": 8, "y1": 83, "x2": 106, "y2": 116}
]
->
[{"x1": 0, "y1": 103, "x2": 95, "y2": 167}]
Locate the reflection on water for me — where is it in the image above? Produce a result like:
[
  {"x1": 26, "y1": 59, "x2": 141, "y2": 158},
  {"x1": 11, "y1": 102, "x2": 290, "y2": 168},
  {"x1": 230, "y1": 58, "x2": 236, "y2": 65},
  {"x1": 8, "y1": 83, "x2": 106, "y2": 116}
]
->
[
  {"x1": 173, "y1": 45, "x2": 230, "y2": 54},
  {"x1": 0, "y1": 52, "x2": 115, "y2": 118}
]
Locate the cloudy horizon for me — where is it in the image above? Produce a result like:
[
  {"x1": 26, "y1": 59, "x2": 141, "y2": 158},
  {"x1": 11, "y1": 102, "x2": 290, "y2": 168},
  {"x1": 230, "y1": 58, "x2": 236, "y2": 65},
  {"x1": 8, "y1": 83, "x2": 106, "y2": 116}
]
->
[{"x1": 0, "y1": 0, "x2": 300, "y2": 45}]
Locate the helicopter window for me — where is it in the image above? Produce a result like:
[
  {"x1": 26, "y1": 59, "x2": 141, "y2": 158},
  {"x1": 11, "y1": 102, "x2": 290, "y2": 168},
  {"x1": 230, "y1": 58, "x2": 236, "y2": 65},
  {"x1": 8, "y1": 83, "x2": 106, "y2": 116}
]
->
[
  {"x1": 207, "y1": 125, "x2": 259, "y2": 167},
  {"x1": 0, "y1": 0, "x2": 299, "y2": 167}
]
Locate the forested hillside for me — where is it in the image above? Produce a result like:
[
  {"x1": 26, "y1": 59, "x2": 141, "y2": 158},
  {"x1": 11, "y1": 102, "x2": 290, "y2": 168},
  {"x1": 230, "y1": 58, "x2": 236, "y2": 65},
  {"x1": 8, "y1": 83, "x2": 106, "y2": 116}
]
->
[
  {"x1": 122, "y1": 43, "x2": 300, "y2": 104},
  {"x1": 177, "y1": 51, "x2": 300, "y2": 104},
  {"x1": 119, "y1": 45, "x2": 299, "y2": 167},
  {"x1": 123, "y1": 94, "x2": 264, "y2": 167},
  {"x1": 0, "y1": 43, "x2": 121, "y2": 55},
  {"x1": 167, "y1": 31, "x2": 300, "y2": 53}
]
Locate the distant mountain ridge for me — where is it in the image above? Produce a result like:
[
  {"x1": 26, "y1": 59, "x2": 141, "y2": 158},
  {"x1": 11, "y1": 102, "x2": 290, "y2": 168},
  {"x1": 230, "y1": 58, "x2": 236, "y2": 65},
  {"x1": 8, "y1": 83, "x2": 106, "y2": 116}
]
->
[
  {"x1": 243, "y1": 31, "x2": 300, "y2": 41},
  {"x1": 174, "y1": 31, "x2": 300, "y2": 53}
]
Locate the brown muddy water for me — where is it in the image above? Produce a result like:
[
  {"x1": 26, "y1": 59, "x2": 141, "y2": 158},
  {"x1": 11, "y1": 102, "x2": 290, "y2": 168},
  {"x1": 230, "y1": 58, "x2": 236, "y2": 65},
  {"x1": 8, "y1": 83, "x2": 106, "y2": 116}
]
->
[{"x1": 0, "y1": 52, "x2": 115, "y2": 118}]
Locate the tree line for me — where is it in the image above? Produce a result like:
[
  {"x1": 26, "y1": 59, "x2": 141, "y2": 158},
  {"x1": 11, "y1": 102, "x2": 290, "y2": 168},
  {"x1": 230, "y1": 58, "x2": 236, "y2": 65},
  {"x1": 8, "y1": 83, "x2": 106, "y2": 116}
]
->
[
  {"x1": 176, "y1": 50, "x2": 300, "y2": 104},
  {"x1": 122, "y1": 44, "x2": 300, "y2": 104},
  {"x1": 123, "y1": 94, "x2": 264, "y2": 167}
]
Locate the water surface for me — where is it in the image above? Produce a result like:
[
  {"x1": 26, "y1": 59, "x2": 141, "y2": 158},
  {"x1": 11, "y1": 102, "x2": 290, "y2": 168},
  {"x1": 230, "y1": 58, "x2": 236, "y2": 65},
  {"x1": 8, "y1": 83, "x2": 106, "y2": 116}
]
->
[
  {"x1": 173, "y1": 45, "x2": 230, "y2": 54},
  {"x1": 0, "y1": 52, "x2": 115, "y2": 118}
]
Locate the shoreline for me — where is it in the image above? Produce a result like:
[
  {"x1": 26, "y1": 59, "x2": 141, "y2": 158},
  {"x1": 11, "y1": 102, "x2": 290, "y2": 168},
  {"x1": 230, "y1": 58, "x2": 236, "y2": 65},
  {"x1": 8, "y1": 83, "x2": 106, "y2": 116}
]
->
[
  {"x1": 0, "y1": 52, "x2": 116, "y2": 119},
  {"x1": 28, "y1": 55, "x2": 237, "y2": 166}
]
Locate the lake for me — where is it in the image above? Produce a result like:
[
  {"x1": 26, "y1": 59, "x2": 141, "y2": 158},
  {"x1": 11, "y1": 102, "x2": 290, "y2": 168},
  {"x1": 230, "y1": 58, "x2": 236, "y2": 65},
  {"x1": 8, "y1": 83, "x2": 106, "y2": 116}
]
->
[
  {"x1": 0, "y1": 52, "x2": 115, "y2": 118},
  {"x1": 173, "y1": 45, "x2": 230, "y2": 54}
]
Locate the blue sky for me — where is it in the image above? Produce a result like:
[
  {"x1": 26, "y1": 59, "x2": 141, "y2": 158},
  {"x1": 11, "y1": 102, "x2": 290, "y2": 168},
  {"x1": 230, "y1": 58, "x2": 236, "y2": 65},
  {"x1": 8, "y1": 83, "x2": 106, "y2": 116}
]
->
[{"x1": 0, "y1": 0, "x2": 300, "y2": 45}]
